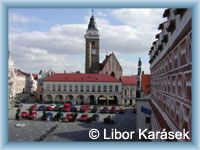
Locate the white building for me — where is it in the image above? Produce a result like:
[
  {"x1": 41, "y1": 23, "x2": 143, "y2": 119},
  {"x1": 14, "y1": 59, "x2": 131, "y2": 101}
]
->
[
  {"x1": 8, "y1": 51, "x2": 16, "y2": 107},
  {"x1": 120, "y1": 76, "x2": 137, "y2": 106},
  {"x1": 43, "y1": 73, "x2": 122, "y2": 105}
]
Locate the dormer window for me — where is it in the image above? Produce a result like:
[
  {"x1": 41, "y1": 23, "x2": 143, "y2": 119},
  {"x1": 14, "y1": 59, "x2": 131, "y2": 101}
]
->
[
  {"x1": 161, "y1": 35, "x2": 168, "y2": 43},
  {"x1": 174, "y1": 9, "x2": 187, "y2": 17},
  {"x1": 155, "y1": 33, "x2": 160, "y2": 39},
  {"x1": 158, "y1": 23, "x2": 164, "y2": 30},
  {"x1": 163, "y1": 8, "x2": 170, "y2": 18},
  {"x1": 167, "y1": 19, "x2": 176, "y2": 32},
  {"x1": 158, "y1": 44, "x2": 163, "y2": 51}
]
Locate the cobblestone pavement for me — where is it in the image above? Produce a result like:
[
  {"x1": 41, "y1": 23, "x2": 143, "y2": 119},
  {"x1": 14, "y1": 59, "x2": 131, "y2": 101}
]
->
[{"x1": 9, "y1": 104, "x2": 137, "y2": 142}]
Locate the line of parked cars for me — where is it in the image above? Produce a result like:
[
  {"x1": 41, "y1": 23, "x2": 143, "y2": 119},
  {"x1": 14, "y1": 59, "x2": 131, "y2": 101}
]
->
[
  {"x1": 36, "y1": 103, "x2": 125, "y2": 114},
  {"x1": 18, "y1": 103, "x2": 125, "y2": 123}
]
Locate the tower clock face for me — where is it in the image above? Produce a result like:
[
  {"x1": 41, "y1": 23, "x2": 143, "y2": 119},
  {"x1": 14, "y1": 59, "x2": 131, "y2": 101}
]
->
[{"x1": 92, "y1": 48, "x2": 96, "y2": 55}]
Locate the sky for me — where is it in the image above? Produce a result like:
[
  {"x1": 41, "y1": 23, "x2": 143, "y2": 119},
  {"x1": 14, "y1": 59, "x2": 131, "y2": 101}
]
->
[{"x1": 9, "y1": 8, "x2": 166, "y2": 75}]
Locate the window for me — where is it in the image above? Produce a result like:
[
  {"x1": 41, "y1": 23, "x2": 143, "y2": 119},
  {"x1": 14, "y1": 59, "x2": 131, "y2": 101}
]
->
[
  {"x1": 69, "y1": 85, "x2": 73, "y2": 92},
  {"x1": 58, "y1": 85, "x2": 61, "y2": 91},
  {"x1": 80, "y1": 85, "x2": 84, "y2": 92},
  {"x1": 75, "y1": 85, "x2": 78, "y2": 92},
  {"x1": 146, "y1": 117, "x2": 151, "y2": 124},
  {"x1": 124, "y1": 89, "x2": 127, "y2": 96},
  {"x1": 109, "y1": 85, "x2": 113, "y2": 92},
  {"x1": 115, "y1": 85, "x2": 119, "y2": 92},
  {"x1": 63, "y1": 85, "x2": 67, "y2": 91},
  {"x1": 52, "y1": 85, "x2": 56, "y2": 91},
  {"x1": 103, "y1": 85, "x2": 107, "y2": 92},
  {"x1": 86, "y1": 85, "x2": 90, "y2": 92},
  {"x1": 98, "y1": 85, "x2": 101, "y2": 92},
  {"x1": 92, "y1": 85, "x2": 95, "y2": 92},
  {"x1": 46, "y1": 84, "x2": 50, "y2": 91},
  {"x1": 130, "y1": 89, "x2": 133, "y2": 96}
]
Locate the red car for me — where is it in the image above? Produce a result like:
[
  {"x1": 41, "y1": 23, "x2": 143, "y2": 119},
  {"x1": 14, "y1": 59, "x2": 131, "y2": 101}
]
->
[
  {"x1": 79, "y1": 114, "x2": 89, "y2": 122},
  {"x1": 30, "y1": 104, "x2": 37, "y2": 110},
  {"x1": 110, "y1": 106, "x2": 118, "y2": 114},
  {"x1": 46, "y1": 106, "x2": 54, "y2": 111},
  {"x1": 62, "y1": 113, "x2": 75, "y2": 122},
  {"x1": 27, "y1": 111, "x2": 37, "y2": 119},
  {"x1": 80, "y1": 105, "x2": 89, "y2": 113},
  {"x1": 20, "y1": 112, "x2": 29, "y2": 118},
  {"x1": 62, "y1": 106, "x2": 71, "y2": 112},
  {"x1": 64, "y1": 103, "x2": 71, "y2": 107},
  {"x1": 20, "y1": 111, "x2": 37, "y2": 119}
]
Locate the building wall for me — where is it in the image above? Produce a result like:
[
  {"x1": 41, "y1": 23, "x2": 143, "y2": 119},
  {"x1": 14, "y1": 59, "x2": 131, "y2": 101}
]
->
[
  {"x1": 43, "y1": 81, "x2": 122, "y2": 105},
  {"x1": 149, "y1": 9, "x2": 192, "y2": 135},
  {"x1": 122, "y1": 84, "x2": 136, "y2": 106},
  {"x1": 99, "y1": 54, "x2": 123, "y2": 80},
  {"x1": 15, "y1": 75, "x2": 29, "y2": 95},
  {"x1": 8, "y1": 52, "x2": 16, "y2": 107},
  {"x1": 136, "y1": 99, "x2": 151, "y2": 131}
]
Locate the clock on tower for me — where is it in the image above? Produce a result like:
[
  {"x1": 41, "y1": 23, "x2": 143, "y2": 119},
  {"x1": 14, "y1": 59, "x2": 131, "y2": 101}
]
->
[{"x1": 85, "y1": 12, "x2": 100, "y2": 74}]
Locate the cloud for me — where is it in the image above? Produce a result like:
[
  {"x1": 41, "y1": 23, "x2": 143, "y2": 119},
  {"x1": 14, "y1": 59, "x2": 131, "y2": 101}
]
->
[
  {"x1": 9, "y1": 9, "x2": 164, "y2": 75},
  {"x1": 9, "y1": 13, "x2": 43, "y2": 24}
]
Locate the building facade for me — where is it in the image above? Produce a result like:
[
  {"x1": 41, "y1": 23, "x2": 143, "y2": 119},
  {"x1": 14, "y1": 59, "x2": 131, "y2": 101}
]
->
[
  {"x1": 120, "y1": 76, "x2": 137, "y2": 106},
  {"x1": 43, "y1": 73, "x2": 122, "y2": 105},
  {"x1": 99, "y1": 53, "x2": 123, "y2": 80},
  {"x1": 148, "y1": 8, "x2": 192, "y2": 138},
  {"x1": 8, "y1": 51, "x2": 16, "y2": 107},
  {"x1": 15, "y1": 69, "x2": 30, "y2": 95}
]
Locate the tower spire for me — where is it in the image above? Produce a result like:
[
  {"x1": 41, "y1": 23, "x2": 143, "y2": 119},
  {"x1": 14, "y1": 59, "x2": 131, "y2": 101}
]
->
[{"x1": 91, "y1": 9, "x2": 94, "y2": 16}]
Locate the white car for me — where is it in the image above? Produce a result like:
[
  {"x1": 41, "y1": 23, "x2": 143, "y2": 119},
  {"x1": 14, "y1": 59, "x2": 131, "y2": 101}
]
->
[{"x1": 49, "y1": 104, "x2": 57, "y2": 109}]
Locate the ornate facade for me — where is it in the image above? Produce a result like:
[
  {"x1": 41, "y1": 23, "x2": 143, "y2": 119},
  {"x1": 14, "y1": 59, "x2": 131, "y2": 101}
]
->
[
  {"x1": 148, "y1": 9, "x2": 192, "y2": 137},
  {"x1": 43, "y1": 73, "x2": 122, "y2": 105}
]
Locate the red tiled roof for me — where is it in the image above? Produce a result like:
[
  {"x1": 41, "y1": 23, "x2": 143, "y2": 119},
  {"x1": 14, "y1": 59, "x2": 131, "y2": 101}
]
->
[
  {"x1": 44, "y1": 73, "x2": 120, "y2": 82},
  {"x1": 32, "y1": 74, "x2": 38, "y2": 80},
  {"x1": 120, "y1": 76, "x2": 137, "y2": 85},
  {"x1": 141, "y1": 74, "x2": 151, "y2": 95}
]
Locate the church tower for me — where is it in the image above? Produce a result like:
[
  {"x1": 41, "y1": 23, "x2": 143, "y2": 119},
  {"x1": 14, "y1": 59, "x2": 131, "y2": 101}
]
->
[{"x1": 85, "y1": 11, "x2": 100, "y2": 73}]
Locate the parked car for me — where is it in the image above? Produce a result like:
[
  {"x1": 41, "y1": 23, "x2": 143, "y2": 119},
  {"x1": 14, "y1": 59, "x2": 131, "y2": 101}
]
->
[
  {"x1": 91, "y1": 106, "x2": 98, "y2": 113},
  {"x1": 110, "y1": 106, "x2": 118, "y2": 114},
  {"x1": 80, "y1": 105, "x2": 89, "y2": 113},
  {"x1": 50, "y1": 104, "x2": 57, "y2": 109},
  {"x1": 14, "y1": 101, "x2": 23, "y2": 107},
  {"x1": 101, "y1": 106, "x2": 109, "y2": 113},
  {"x1": 71, "y1": 107, "x2": 78, "y2": 112},
  {"x1": 54, "y1": 104, "x2": 64, "y2": 111},
  {"x1": 64, "y1": 102, "x2": 71, "y2": 107},
  {"x1": 46, "y1": 105, "x2": 54, "y2": 111},
  {"x1": 119, "y1": 107, "x2": 125, "y2": 114},
  {"x1": 30, "y1": 104, "x2": 37, "y2": 110},
  {"x1": 20, "y1": 111, "x2": 37, "y2": 120},
  {"x1": 90, "y1": 114, "x2": 99, "y2": 121},
  {"x1": 27, "y1": 111, "x2": 37, "y2": 120},
  {"x1": 20, "y1": 112, "x2": 29, "y2": 118},
  {"x1": 37, "y1": 105, "x2": 46, "y2": 111},
  {"x1": 79, "y1": 114, "x2": 89, "y2": 122},
  {"x1": 61, "y1": 106, "x2": 71, "y2": 112}
]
